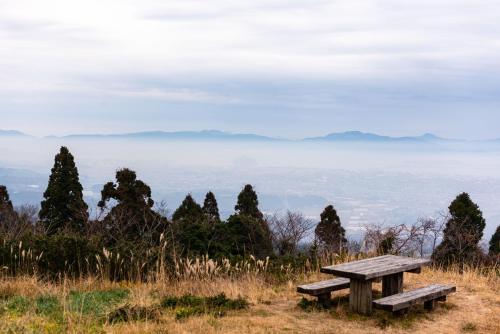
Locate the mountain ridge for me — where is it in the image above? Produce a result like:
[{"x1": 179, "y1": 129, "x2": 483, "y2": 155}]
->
[
  {"x1": 2, "y1": 129, "x2": 498, "y2": 143},
  {"x1": 50, "y1": 130, "x2": 283, "y2": 142},
  {"x1": 304, "y1": 131, "x2": 450, "y2": 142},
  {"x1": 0, "y1": 129, "x2": 30, "y2": 137}
]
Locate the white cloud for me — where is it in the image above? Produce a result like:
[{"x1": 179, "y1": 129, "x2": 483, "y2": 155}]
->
[
  {"x1": 108, "y1": 87, "x2": 240, "y2": 104},
  {"x1": 1, "y1": 0, "x2": 500, "y2": 139},
  {"x1": 1, "y1": 0, "x2": 499, "y2": 89}
]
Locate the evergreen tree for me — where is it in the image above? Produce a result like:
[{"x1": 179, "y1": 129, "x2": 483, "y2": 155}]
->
[
  {"x1": 235, "y1": 184, "x2": 263, "y2": 220},
  {"x1": 39, "y1": 147, "x2": 88, "y2": 235},
  {"x1": 172, "y1": 194, "x2": 203, "y2": 223},
  {"x1": 0, "y1": 185, "x2": 14, "y2": 214},
  {"x1": 99, "y1": 168, "x2": 166, "y2": 242},
  {"x1": 0, "y1": 185, "x2": 16, "y2": 222},
  {"x1": 202, "y1": 191, "x2": 220, "y2": 224},
  {"x1": 225, "y1": 214, "x2": 273, "y2": 258},
  {"x1": 172, "y1": 194, "x2": 221, "y2": 256},
  {"x1": 432, "y1": 193, "x2": 486, "y2": 267},
  {"x1": 489, "y1": 225, "x2": 500, "y2": 256},
  {"x1": 314, "y1": 205, "x2": 347, "y2": 254},
  {"x1": 224, "y1": 185, "x2": 273, "y2": 258}
]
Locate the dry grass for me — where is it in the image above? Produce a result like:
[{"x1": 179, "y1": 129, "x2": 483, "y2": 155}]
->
[{"x1": 0, "y1": 265, "x2": 499, "y2": 334}]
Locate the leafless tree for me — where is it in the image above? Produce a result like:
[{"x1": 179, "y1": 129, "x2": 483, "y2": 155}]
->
[
  {"x1": 346, "y1": 239, "x2": 362, "y2": 255},
  {"x1": 0, "y1": 204, "x2": 39, "y2": 240},
  {"x1": 363, "y1": 215, "x2": 447, "y2": 257},
  {"x1": 267, "y1": 211, "x2": 315, "y2": 256}
]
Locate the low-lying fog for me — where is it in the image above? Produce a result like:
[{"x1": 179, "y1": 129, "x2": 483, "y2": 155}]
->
[{"x1": 1, "y1": 137, "x2": 499, "y2": 240}]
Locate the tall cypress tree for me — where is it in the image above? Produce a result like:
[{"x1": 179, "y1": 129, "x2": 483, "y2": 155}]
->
[
  {"x1": 172, "y1": 194, "x2": 214, "y2": 256},
  {"x1": 235, "y1": 184, "x2": 263, "y2": 220},
  {"x1": 39, "y1": 147, "x2": 88, "y2": 235},
  {"x1": 314, "y1": 205, "x2": 347, "y2": 254},
  {"x1": 432, "y1": 193, "x2": 486, "y2": 267},
  {"x1": 202, "y1": 191, "x2": 220, "y2": 224},
  {"x1": 0, "y1": 185, "x2": 14, "y2": 214},
  {"x1": 225, "y1": 184, "x2": 273, "y2": 258},
  {"x1": 0, "y1": 185, "x2": 17, "y2": 223},
  {"x1": 172, "y1": 194, "x2": 203, "y2": 223},
  {"x1": 489, "y1": 225, "x2": 500, "y2": 256}
]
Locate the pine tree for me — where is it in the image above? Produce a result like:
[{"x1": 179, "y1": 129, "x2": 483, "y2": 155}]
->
[
  {"x1": 99, "y1": 168, "x2": 154, "y2": 211},
  {"x1": 172, "y1": 194, "x2": 203, "y2": 223},
  {"x1": 226, "y1": 214, "x2": 273, "y2": 258},
  {"x1": 235, "y1": 184, "x2": 263, "y2": 220},
  {"x1": 39, "y1": 147, "x2": 88, "y2": 235},
  {"x1": 0, "y1": 185, "x2": 14, "y2": 213},
  {"x1": 489, "y1": 225, "x2": 500, "y2": 256},
  {"x1": 314, "y1": 205, "x2": 347, "y2": 254},
  {"x1": 0, "y1": 185, "x2": 16, "y2": 222},
  {"x1": 98, "y1": 168, "x2": 165, "y2": 242},
  {"x1": 225, "y1": 185, "x2": 273, "y2": 258},
  {"x1": 432, "y1": 193, "x2": 486, "y2": 267},
  {"x1": 202, "y1": 191, "x2": 220, "y2": 224}
]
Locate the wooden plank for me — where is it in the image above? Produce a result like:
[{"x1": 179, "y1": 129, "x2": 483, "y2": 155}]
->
[
  {"x1": 354, "y1": 258, "x2": 429, "y2": 276},
  {"x1": 321, "y1": 255, "x2": 431, "y2": 280},
  {"x1": 322, "y1": 255, "x2": 419, "y2": 275},
  {"x1": 297, "y1": 278, "x2": 350, "y2": 296},
  {"x1": 373, "y1": 284, "x2": 456, "y2": 312},
  {"x1": 324, "y1": 255, "x2": 394, "y2": 272},
  {"x1": 361, "y1": 262, "x2": 429, "y2": 280},
  {"x1": 382, "y1": 272, "x2": 403, "y2": 297},
  {"x1": 349, "y1": 278, "x2": 373, "y2": 315}
]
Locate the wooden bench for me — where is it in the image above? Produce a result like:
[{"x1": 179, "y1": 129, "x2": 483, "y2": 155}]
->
[
  {"x1": 373, "y1": 284, "x2": 456, "y2": 315},
  {"x1": 297, "y1": 277, "x2": 350, "y2": 306}
]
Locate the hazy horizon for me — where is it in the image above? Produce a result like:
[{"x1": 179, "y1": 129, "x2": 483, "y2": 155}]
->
[
  {"x1": 1, "y1": 0, "x2": 499, "y2": 243},
  {"x1": 1, "y1": 136, "x2": 499, "y2": 242}
]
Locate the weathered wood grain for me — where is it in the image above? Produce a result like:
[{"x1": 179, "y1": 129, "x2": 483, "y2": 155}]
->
[
  {"x1": 321, "y1": 255, "x2": 430, "y2": 280},
  {"x1": 349, "y1": 279, "x2": 373, "y2": 315},
  {"x1": 382, "y1": 272, "x2": 403, "y2": 297},
  {"x1": 297, "y1": 277, "x2": 350, "y2": 296},
  {"x1": 373, "y1": 284, "x2": 456, "y2": 312}
]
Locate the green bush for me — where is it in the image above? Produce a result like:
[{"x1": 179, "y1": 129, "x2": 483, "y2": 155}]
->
[
  {"x1": 35, "y1": 295, "x2": 62, "y2": 322},
  {"x1": 69, "y1": 288, "x2": 130, "y2": 317}
]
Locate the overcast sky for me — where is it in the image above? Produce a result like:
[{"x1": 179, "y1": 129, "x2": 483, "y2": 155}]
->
[{"x1": 1, "y1": 0, "x2": 500, "y2": 139}]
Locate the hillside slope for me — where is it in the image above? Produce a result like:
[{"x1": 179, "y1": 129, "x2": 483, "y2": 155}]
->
[{"x1": 0, "y1": 266, "x2": 498, "y2": 333}]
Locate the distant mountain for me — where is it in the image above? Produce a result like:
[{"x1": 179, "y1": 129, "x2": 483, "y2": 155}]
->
[
  {"x1": 304, "y1": 131, "x2": 448, "y2": 143},
  {"x1": 4, "y1": 128, "x2": 499, "y2": 143},
  {"x1": 56, "y1": 130, "x2": 283, "y2": 142},
  {"x1": 0, "y1": 129, "x2": 29, "y2": 137}
]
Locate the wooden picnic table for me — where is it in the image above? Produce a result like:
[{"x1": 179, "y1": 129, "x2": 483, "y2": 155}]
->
[{"x1": 321, "y1": 255, "x2": 431, "y2": 315}]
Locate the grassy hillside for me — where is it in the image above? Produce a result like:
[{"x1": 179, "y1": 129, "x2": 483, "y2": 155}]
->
[{"x1": 0, "y1": 262, "x2": 498, "y2": 334}]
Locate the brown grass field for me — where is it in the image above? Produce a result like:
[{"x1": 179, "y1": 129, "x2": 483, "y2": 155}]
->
[{"x1": 0, "y1": 262, "x2": 499, "y2": 334}]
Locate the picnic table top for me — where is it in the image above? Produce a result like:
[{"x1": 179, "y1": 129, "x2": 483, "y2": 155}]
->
[{"x1": 320, "y1": 255, "x2": 431, "y2": 281}]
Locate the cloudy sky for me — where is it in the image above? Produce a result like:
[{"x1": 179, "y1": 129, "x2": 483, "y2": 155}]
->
[{"x1": 1, "y1": 0, "x2": 500, "y2": 139}]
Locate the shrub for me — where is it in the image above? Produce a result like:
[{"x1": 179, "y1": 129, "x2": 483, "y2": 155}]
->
[
  {"x1": 107, "y1": 304, "x2": 160, "y2": 323},
  {"x1": 69, "y1": 288, "x2": 130, "y2": 317}
]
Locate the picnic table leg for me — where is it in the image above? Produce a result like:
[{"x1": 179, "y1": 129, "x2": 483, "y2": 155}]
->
[
  {"x1": 382, "y1": 272, "x2": 403, "y2": 297},
  {"x1": 349, "y1": 279, "x2": 372, "y2": 315}
]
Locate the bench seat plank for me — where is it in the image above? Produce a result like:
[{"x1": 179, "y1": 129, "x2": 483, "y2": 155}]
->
[
  {"x1": 297, "y1": 278, "x2": 350, "y2": 296},
  {"x1": 373, "y1": 284, "x2": 456, "y2": 311}
]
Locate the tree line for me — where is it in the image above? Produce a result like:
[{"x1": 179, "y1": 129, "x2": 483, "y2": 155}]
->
[{"x1": 0, "y1": 147, "x2": 498, "y2": 279}]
